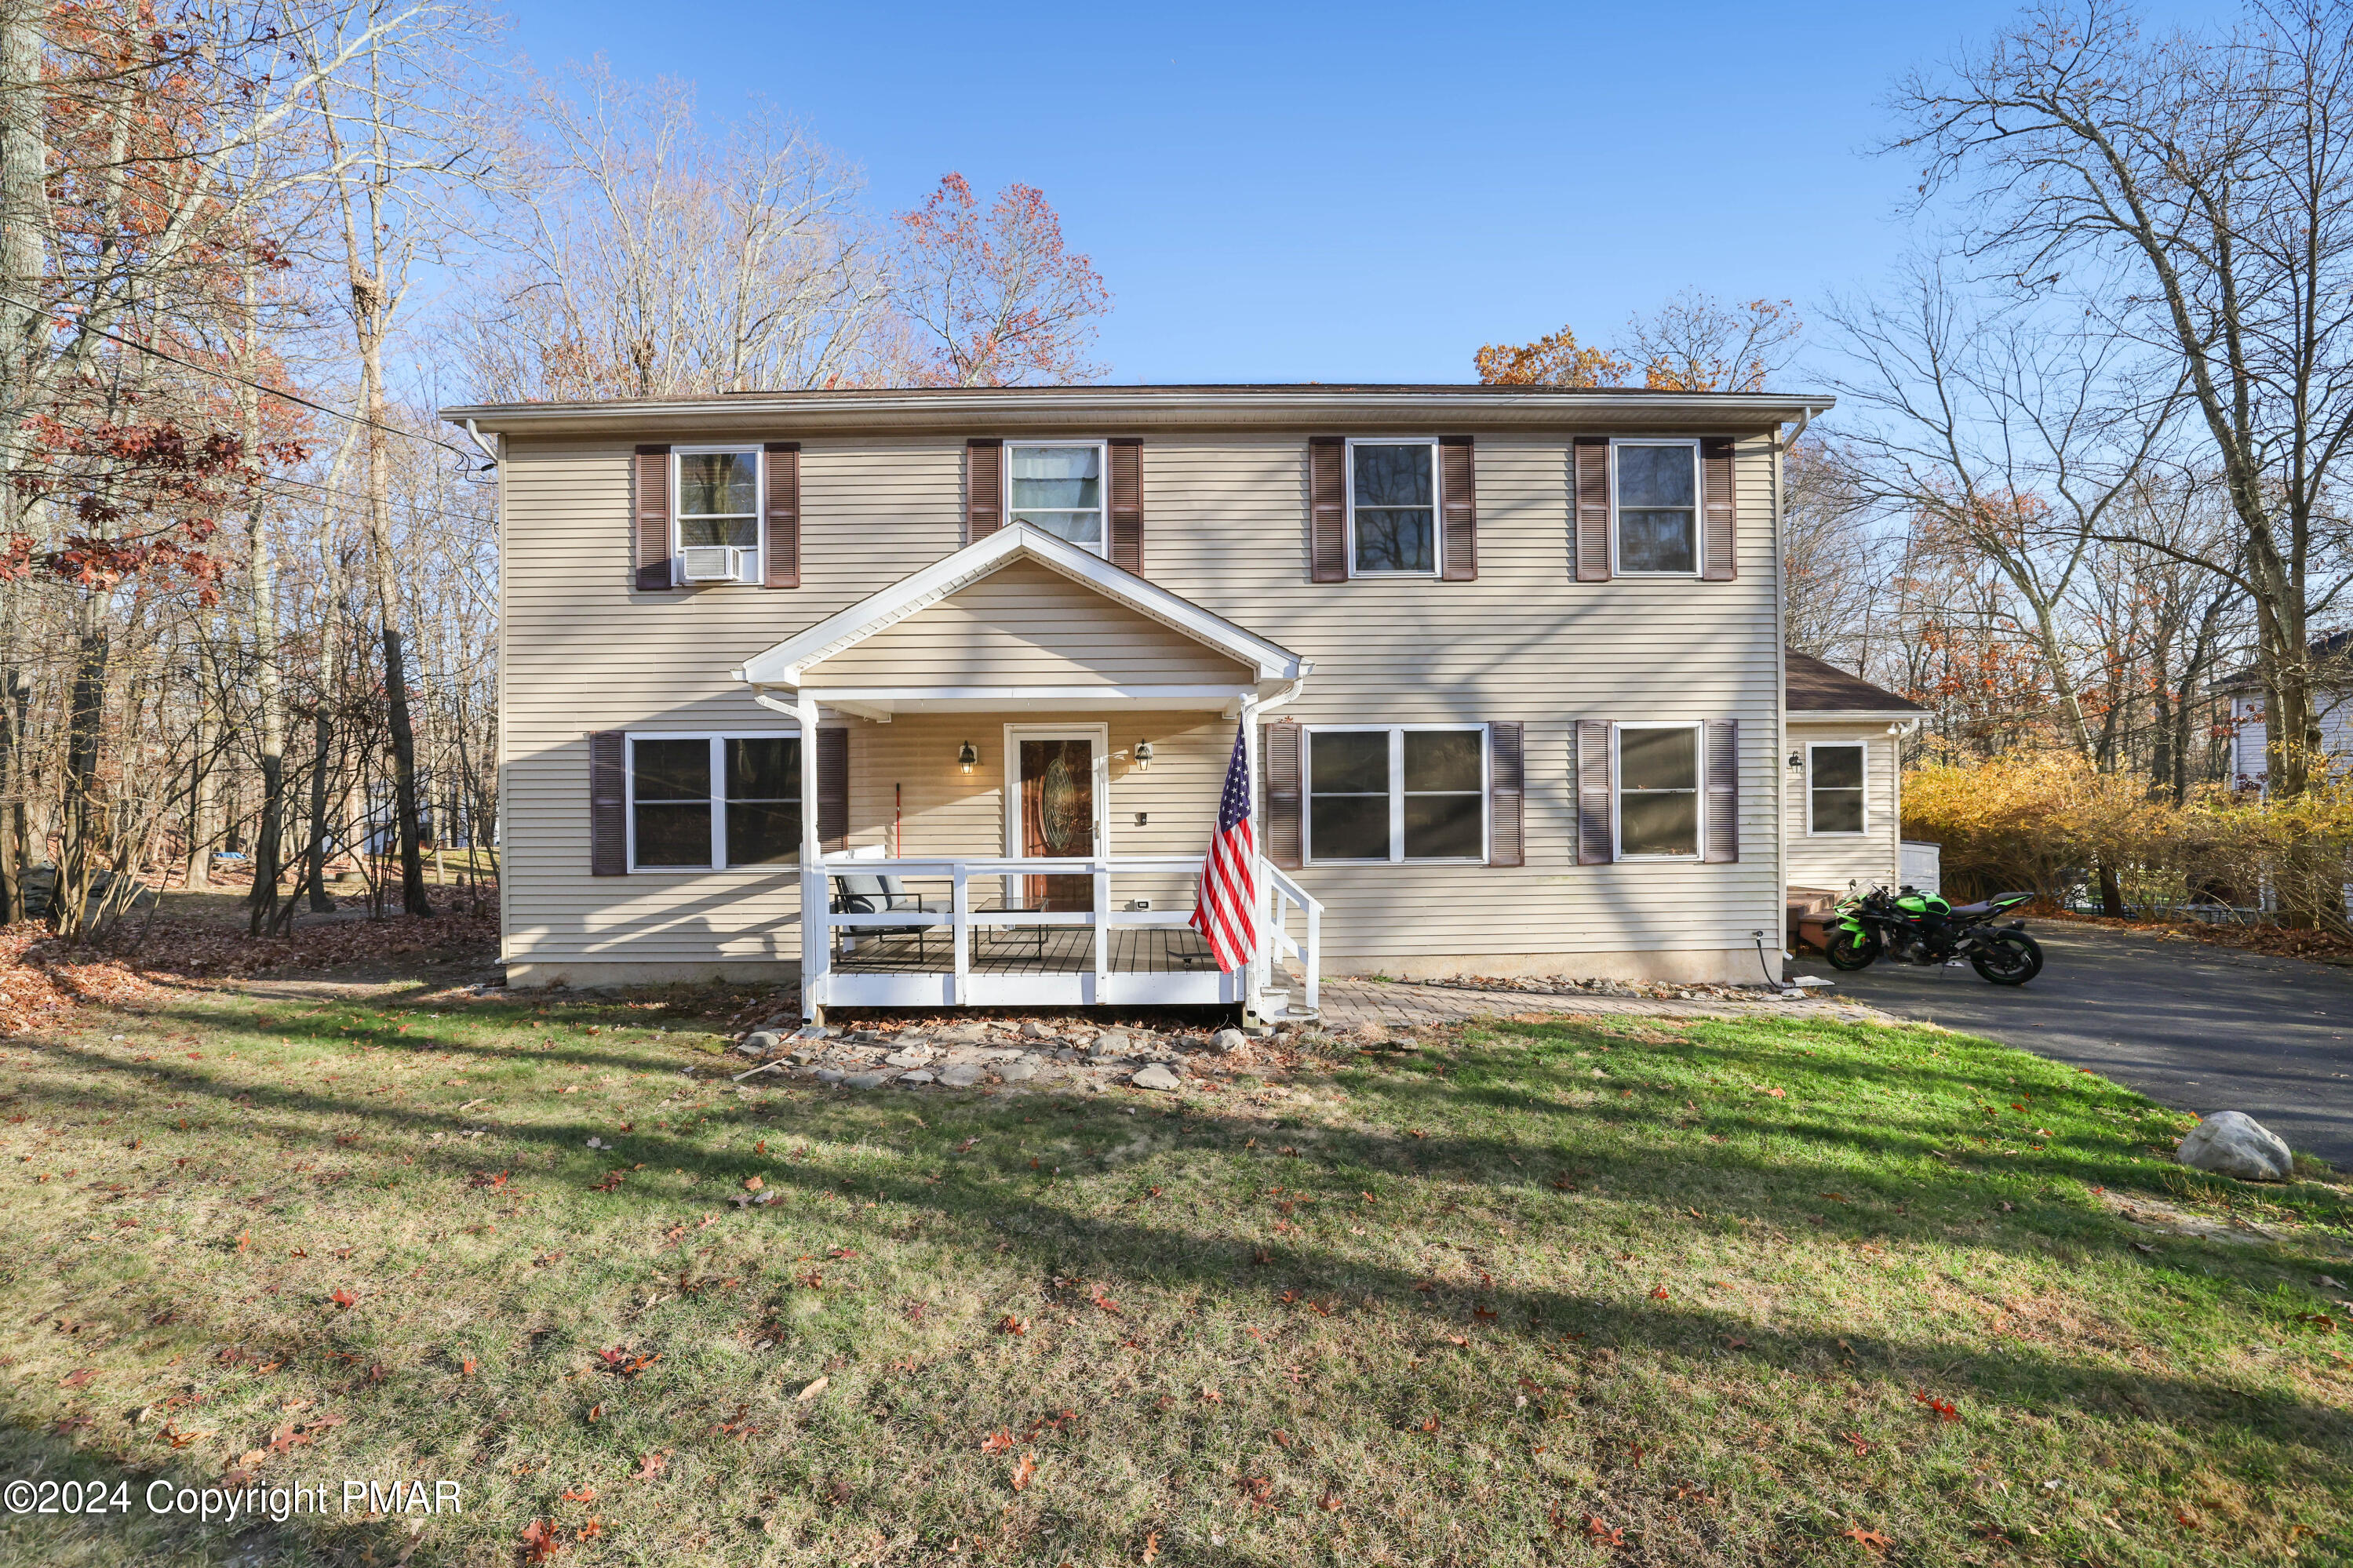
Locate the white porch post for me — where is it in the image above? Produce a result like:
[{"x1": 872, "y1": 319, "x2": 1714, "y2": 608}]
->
[
  {"x1": 797, "y1": 694, "x2": 825, "y2": 1021},
  {"x1": 1239, "y1": 694, "x2": 1265, "y2": 1011}
]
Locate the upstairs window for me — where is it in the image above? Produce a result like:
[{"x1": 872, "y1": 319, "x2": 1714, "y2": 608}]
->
[
  {"x1": 675, "y1": 448, "x2": 762, "y2": 574},
  {"x1": 1008, "y1": 442, "x2": 1106, "y2": 552},
  {"x1": 1615, "y1": 723, "x2": 1700, "y2": 857},
  {"x1": 1613, "y1": 439, "x2": 1699, "y2": 575},
  {"x1": 1349, "y1": 439, "x2": 1437, "y2": 575},
  {"x1": 1306, "y1": 725, "x2": 1486, "y2": 862},
  {"x1": 628, "y1": 733, "x2": 801, "y2": 870},
  {"x1": 1808, "y1": 742, "x2": 1867, "y2": 834}
]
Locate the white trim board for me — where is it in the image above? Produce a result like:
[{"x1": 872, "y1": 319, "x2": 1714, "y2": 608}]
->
[{"x1": 733, "y1": 525, "x2": 1309, "y2": 691}]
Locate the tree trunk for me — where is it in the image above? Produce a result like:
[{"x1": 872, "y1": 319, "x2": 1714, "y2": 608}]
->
[
  {"x1": 0, "y1": 664, "x2": 25, "y2": 925},
  {"x1": 54, "y1": 595, "x2": 107, "y2": 940},
  {"x1": 184, "y1": 653, "x2": 215, "y2": 890}
]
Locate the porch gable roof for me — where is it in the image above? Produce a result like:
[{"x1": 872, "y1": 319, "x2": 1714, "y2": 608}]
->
[{"x1": 733, "y1": 525, "x2": 1309, "y2": 697}]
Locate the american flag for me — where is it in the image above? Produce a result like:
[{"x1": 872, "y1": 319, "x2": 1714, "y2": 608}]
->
[{"x1": 1189, "y1": 722, "x2": 1258, "y2": 973}]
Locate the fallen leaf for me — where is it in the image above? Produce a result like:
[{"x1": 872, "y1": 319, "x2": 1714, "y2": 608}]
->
[
  {"x1": 796, "y1": 1376, "x2": 829, "y2": 1401},
  {"x1": 628, "y1": 1450, "x2": 668, "y2": 1482},
  {"x1": 1011, "y1": 1452, "x2": 1037, "y2": 1492},
  {"x1": 1141, "y1": 1530, "x2": 1160, "y2": 1563},
  {"x1": 559, "y1": 1486, "x2": 597, "y2": 1503},
  {"x1": 518, "y1": 1517, "x2": 564, "y2": 1564},
  {"x1": 329, "y1": 1289, "x2": 355, "y2": 1311},
  {"x1": 981, "y1": 1430, "x2": 1014, "y2": 1453},
  {"x1": 60, "y1": 1368, "x2": 97, "y2": 1389},
  {"x1": 1841, "y1": 1526, "x2": 1892, "y2": 1553},
  {"x1": 742, "y1": 1175, "x2": 763, "y2": 1191},
  {"x1": 1650, "y1": 1286, "x2": 1670, "y2": 1300}
]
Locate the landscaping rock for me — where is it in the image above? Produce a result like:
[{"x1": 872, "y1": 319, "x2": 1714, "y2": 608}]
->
[
  {"x1": 997, "y1": 1059, "x2": 1040, "y2": 1084},
  {"x1": 938, "y1": 1064, "x2": 984, "y2": 1089},
  {"x1": 843, "y1": 1071, "x2": 896, "y2": 1090},
  {"x1": 811, "y1": 1067, "x2": 845, "y2": 1084},
  {"x1": 883, "y1": 1049, "x2": 930, "y2": 1068},
  {"x1": 735, "y1": 1030, "x2": 785, "y2": 1058},
  {"x1": 1210, "y1": 1028, "x2": 1249, "y2": 1054},
  {"x1": 2176, "y1": 1111, "x2": 2295, "y2": 1182},
  {"x1": 942, "y1": 1025, "x2": 991, "y2": 1043},
  {"x1": 1131, "y1": 1064, "x2": 1182, "y2": 1092},
  {"x1": 1094, "y1": 1031, "x2": 1132, "y2": 1056},
  {"x1": 898, "y1": 1069, "x2": 936, "y2": 1086}
]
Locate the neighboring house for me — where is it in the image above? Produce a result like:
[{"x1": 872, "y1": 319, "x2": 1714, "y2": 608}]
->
[
  {"x1": 443, "y1": 384, "x2": 1836, "y2": 1020},
  {"x1": 2213, "y1": 630, "x2": 2353, "y2": 789},
  {"x1": 1783, "y1": 652, "x2": 1927, "y2": 899}
]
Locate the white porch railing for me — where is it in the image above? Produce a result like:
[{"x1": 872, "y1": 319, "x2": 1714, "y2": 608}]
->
[
  {"x1": 1259, "y1": 864, "x2": 1323, "y2": 1015},
  {"x1": 799, "y1": 854, "x2": 1320, "y2": 1020}
]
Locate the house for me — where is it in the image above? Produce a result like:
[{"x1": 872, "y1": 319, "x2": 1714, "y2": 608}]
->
[
  {"x1": 441, "y1": 384, "x2": 1838, "y2": 1021},
  {"x1": 2213, "y1": 630, "x2": 2353, "y2": 789},
  {"x1": 1783, "y1": 652, "x2": 1928, "y2": 897},
  {"x1": 1780, "y1": 653, "x2": 1929, "y2": 948}
]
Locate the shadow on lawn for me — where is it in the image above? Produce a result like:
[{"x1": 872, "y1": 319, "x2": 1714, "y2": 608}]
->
[{"x1": 13, "y1": 1009, "x2": 2353, "y2": 1471}]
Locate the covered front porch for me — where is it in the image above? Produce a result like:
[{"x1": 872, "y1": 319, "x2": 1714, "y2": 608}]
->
[{"x1": 732, "y1": 526, "x2": 1321, "y2": 1022}]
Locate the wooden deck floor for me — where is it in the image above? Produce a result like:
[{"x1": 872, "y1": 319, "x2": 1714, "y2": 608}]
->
[{"x1": 833, "y1": 926, "x2": 1218, "y2": 976}]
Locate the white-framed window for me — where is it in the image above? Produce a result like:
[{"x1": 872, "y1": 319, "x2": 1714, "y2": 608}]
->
[
  {"x1": 625, "y1": 731, "x2": 800, "y2": 871},
  {"x1": 673, "y1": 446, "x2": 763, "y2": 580},
  {"x1": 1346, "y1": 437, "x2": 1441, "y2": 577},
  {"x1": 1006, "y1": 440, "x2": 1108, "y2": 554},
  {"x1": 1807, "y1": 741, "x2": 1867, "y2": 835},
  {"x1": 1612, "y1": 438, "x2": 1701, "y2": 577},
  {"x1": 1615, "y1": 722, "x2": 1703, "y2": 859},
  {"x1": 1304, "y1": 724, "x2": 1486, "y2": 863}
]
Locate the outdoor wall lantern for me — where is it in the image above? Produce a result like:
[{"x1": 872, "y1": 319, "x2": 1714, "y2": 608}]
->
[
  {"x1": 1786, "y1": 751, "x2": 1802, "y2": 769},
  {"x1": 1133, "y1": 740, "x2": 1154, "y2": 771},
  {"x1": 958, "y1": 740, "x2": 978, "y2": 773}
]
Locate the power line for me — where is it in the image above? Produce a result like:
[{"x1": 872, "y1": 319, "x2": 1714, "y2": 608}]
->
[{"x1": 0, "y1": 292, "x2": 479, "y2": 460}]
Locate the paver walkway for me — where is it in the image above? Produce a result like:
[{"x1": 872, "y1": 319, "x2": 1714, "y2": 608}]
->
[{"x1": 1312, "y1": 976, "x2": 1889, "y2": 1032}]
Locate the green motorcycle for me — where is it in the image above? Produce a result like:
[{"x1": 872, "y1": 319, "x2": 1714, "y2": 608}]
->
[{"x1": 1823, "y1": 884, "x2": 2042, "y2": 985}]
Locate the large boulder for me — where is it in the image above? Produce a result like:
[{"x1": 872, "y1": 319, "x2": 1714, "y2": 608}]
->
[{"x1": 2175, "y1": 1111, "x2": 2295, "y2": 1182}]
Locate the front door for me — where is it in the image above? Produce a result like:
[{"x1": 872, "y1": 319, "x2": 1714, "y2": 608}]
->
[{"x1": 1017, "y1": 737, "x2": 1098, "y2": 910}]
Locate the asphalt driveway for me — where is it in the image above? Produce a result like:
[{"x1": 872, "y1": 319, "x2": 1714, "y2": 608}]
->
[{"x1": 1796, "y1": 922, "x2": 2353, "y2": 1166}]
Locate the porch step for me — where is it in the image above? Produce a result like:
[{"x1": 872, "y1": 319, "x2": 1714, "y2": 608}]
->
[{"x1": 1253, "y1": 987, "x2": 1320, "y2": 1024}]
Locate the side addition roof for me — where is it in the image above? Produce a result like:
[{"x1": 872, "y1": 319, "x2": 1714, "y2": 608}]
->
[{"x1": 1785, "y1": 652, "x2": 1926, "y2": 719}]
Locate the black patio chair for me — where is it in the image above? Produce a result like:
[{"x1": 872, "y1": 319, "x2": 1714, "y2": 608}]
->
[{"x1": 829, "y1": 873, "x2": 940, "y2": 964}]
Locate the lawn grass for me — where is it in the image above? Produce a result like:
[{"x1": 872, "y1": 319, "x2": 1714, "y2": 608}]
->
[{"x1": 1, "y1": 977, "x2": 2349, "y2": 1566}]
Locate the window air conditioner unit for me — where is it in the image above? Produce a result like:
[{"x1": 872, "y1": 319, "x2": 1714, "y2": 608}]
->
[{"x1": 678, "y1": 545, "x2": 751, "y2": 584}]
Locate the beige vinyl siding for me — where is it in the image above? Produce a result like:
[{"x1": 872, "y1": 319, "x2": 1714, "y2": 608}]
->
[
  {"x1": 497, "y1": 427, "x2": 1784, "y2": 976},
  {"x1": 802, "y1": 559, "x2": 1255, "y2": 686},
  {"x1": 1784, "y1": 721, "x2": 1903, "y2": 895}
]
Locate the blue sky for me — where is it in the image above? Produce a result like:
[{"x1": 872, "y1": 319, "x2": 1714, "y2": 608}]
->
[{"x1": 494, "y1": 0, "x2": 2231, "y2": 387}]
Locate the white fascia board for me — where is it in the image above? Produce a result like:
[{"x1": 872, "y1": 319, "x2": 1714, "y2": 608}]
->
[
  {"x1": 734, "y1": 525, "x2": 1306, "y2": 687},
  {"x1": 1787, "y1": 709, "x2": 1927, "y2": 724}
]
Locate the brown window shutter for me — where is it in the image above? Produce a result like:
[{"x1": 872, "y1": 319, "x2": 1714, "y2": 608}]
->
[
  {"x1": 967, "y1": 438, "x2": 1003, "y2": 542},
  {"x1": 763, "y1": 442, "x2": 800, "y2": 588},
  {"x1": 1573, "y1": 438, "x2": 1611, "y2": 582},
  {"x1": 1704, "y1": 719, "x2": 1739, "y2": 862},
  {"x1": 589, "y1": 730, "x2": 626, "y2": 875},
  {"x1": 1107, "y1": 437, "x2": 1144, "y2": 573},
  {"x1": 1308, "y1": 436, "x2": 1346, "y2": 582},
  {"x1": 1575, "y1": 719, "x2": 1614, "y2": 864},
  {"x1": 1701, "y1": 438, "x2": 1736, "y2": 581},
  {"x1": 634, "y1": 445, "x2": 673, "y2": 591},
  {"x1": 1439, "y1": 435, "x2": 1477, "y2": 581},
  {"x1": 1263, "y1": 719, "x2": 1302, "y2": 868},
  {"x1": 816, "y1": 728, "x2": 849, "y2": 854},
  {"x1": 1488, "y1": 720, "x2": 1523, "y2": 866}
]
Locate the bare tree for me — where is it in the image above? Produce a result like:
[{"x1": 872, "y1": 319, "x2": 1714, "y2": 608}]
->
[
  {"x1": 459, "y1": 63, "x2": 886, "y2": 401},
  {"x1": 1892, "y1": 0, "x2": 2353, "y2": 806}
]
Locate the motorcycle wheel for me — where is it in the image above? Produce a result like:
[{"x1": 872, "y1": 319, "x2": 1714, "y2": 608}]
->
[
  {"x1": 1970, "y1": 931, "x2": 2042, "y2": 986},
  {"x1": 1824, "y1": 929, "x2": 1881, "y2": 971}
]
